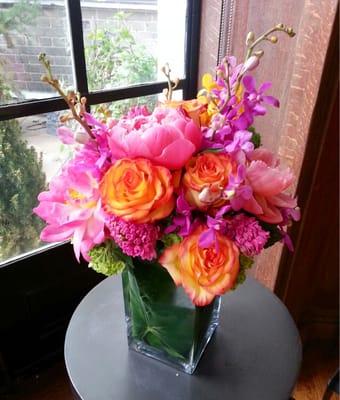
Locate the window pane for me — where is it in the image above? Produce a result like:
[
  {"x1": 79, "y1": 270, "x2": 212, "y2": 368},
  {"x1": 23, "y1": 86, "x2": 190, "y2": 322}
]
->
[
  {"x1": 0, "y1": 1, "x2": 74, "y2": 106},
  {"x1": 0, "y1": 91, "x2": 183, "y2": 264},
  {"x1": 91, "y1": 90, "x2": 183, "y2": 118},
  {"x1": 93, "y1": 93, "x2": 158, "y2": 118},
  {"x1": 81, "y1": 0, "x2": 187, "y2": 91},
  {"x1": 0, "y1": 112, "x2": 70, "y2": 264}
]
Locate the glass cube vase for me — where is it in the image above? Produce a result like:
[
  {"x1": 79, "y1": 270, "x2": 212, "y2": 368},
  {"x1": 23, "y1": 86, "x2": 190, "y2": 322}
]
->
[{"x1": 122, "y1": 260, "x2": 221, "y2": 374}]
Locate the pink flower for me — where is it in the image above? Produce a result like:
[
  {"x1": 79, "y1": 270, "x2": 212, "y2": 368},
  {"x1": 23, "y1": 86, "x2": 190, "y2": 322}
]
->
[
  {"x1": 106, "y1": 215, "x2": 158, "y2": 260},
  {"x1": 228, "y1": 214, "x2": 269, "y2": 256},
  {"x1": 124, "y1": 105, "x2": 151, "y2": 118},
  {"x1": 57, "y1": 126, "x2": 75, "y2": 145},
  {"x1": 33, "y1": 161, "x2": 106, "y2": 261},
  {"x1": 108, "y1": 107, "x2": 202, "y2": 169},
  {"x1": 243, "y1": 148, "x2": 297, "y2": 223}
]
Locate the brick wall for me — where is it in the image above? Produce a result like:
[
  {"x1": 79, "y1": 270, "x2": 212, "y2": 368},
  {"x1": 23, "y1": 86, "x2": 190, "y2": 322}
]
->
[{"x1": 0, "y1": 2, "x2": 157, "y2": 98}]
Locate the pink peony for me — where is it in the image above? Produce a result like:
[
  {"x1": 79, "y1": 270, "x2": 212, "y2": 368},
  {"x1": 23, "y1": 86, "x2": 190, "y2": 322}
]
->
[
  {"x1": 107, "y1": 107, "x2": 202, "y2": 169},
  {"x1": 243, "y1": 148, "x2": 297, "y2": 223},
  {"x1": 33, "y1": 161, "x2": 106, "y2": 261}
]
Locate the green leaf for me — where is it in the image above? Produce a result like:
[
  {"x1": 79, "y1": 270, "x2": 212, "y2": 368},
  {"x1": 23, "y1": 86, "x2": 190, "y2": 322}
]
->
[
  {"x1": 233, "y1": 254, "x2": 254, "y2": 289},
  {"x1": 122, "y1": 262, "x2": 191, "y2": 360},
  {"x1": 248, "y1": 126, "x2": 262, "y2": 148},
  {"x1": 160, "y1": 233, "x2": 182, "y2": 248},
  {"x1": 259, "y1": 222, "x2": 283, "y2": 248},
  {"x1": 201, "y1": 147, "x2": 224, "y2": 153}
]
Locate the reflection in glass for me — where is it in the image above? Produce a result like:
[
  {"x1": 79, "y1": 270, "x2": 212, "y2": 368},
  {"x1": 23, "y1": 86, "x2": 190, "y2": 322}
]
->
[
  {"x1": 93, "y1": 93, "x2": 158, "y2": 119},
  {"x1": 0, "y1": 1, "x2": 74, "y2": 106},
  {"x1": 92, "y1": 90, "x2": 182, "y2": 119},
  {"x1": 81, "y1": 0, "x2": 186, "y2": 91}
]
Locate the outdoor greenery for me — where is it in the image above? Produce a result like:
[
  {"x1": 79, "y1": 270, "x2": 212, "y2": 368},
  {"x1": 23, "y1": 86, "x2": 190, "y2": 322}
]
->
[
  {"x1": 0, "y1": 7, "x2": 158, "y2": 260},
  {"x1": 0, "y1": 0, "x2": 39, "y2": 48},
  {"x1": 0, "y1": 74, "x2": 46, "y2": 260},
  {"x1": 85, "y1": 12, "x2": 158, "y2": 117},
  {"x1": 0, "y1": 1, "x2": 45, "y2": 261}
]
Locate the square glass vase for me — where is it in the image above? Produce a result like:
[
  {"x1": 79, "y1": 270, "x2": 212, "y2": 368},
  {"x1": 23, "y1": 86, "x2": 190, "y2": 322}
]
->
[{"x1": 122, "y1": 259, "x2": 221, "y2": 374}]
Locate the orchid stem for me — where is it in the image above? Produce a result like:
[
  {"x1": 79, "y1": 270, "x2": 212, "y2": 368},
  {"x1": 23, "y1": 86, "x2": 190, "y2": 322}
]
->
[
  {"x1": 161, "y1": 63, "x2": 179, "y2": 101},
  {"x1": 38, "y1": 53, "x2": 95, "y2": 139},
  {"x1": 245, "y1": 24, "x2": 296, "y2": 61}
]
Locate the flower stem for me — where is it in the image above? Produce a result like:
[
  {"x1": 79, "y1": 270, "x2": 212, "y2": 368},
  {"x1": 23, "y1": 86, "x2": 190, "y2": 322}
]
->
[
  {"x1": 38, "y1": 53, "x2": 95, "y2": 139},
  {"x1": 245, "y1": 24, "x2": 296, "y2": 61}
]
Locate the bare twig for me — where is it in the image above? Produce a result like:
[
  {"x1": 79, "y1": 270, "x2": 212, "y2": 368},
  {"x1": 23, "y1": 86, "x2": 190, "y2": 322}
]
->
[{"x1": 38, "y1": 53, "x2": 95, "y2": 139}]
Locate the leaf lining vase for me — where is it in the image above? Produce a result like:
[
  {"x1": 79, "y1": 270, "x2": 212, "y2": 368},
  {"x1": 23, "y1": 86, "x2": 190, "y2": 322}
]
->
[{"x1": 122, "y1": 259, "x2": 220, "y2": 374}]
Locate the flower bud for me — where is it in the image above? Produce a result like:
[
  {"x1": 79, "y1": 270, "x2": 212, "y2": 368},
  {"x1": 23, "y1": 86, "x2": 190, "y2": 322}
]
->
[
  {"x1": 75, "y1": 130, "x2": 90, "y2": 145},
  {"x1": 198, "y1": 186, "x2": 222, "y2": 204},
  {"x1": 246, "y1": 31, "x2": 255, "y2": 46},
  {"x1": 216, "y1": 69, "x2": 224, "y2": 79},
  {"x1": 286, "y1": 27, "x2": 296, "y2": 37},
  {"x1": 254, "y1": 50, "x2": 264, "y2": 58},
  {"x1": 242, "y1": 55, "x2": 260, "y2": 73}
]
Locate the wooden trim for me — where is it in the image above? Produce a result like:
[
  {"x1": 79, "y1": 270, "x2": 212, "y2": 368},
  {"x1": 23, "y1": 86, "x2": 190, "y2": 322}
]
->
[
  {"x1": 198, "y1": 0, "x2": 222, "y2": 80},
  {"x1": 275, "y1": 6, "x2": 339, "y2": 307},
  {"x1": 199, "y1": 0, "x2": 339, "y2": 292}
]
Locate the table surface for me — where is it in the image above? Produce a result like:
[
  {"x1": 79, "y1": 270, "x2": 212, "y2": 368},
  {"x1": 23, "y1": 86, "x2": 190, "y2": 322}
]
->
[{"x1": 65, "y1": 275, "x2": 302, "y2": 400}]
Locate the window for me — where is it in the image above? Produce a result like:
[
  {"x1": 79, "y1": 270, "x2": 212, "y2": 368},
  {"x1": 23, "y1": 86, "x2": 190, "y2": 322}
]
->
[{"x1": 0, "y1": 0, "x2": 200, "y2": 266}]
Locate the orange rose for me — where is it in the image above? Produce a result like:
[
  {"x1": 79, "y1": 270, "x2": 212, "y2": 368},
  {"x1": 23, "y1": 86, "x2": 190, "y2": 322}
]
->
[
  {"x1": 159, "y1": 225, "x2": 240, "y2": 306},
  {"x1": 183, "y1": 152, "x2": 235, "y2": 209},
  {"x1": 100, "y1": 158, "x2": 175, "y2": 223}
]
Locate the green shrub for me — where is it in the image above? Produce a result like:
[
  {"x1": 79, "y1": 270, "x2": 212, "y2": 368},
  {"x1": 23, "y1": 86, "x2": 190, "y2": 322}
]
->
[
  {"x1": 85, "y1": 12, "x2": 157, "y2": 117},
  {"x1": 0, "y1": 76, "x2": 46, "y2": 261}
]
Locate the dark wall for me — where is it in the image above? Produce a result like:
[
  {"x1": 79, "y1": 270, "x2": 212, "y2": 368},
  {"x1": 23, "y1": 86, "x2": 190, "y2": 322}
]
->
[{"x1": 0, "y1": 243, "x2": 103, "y2": 386}]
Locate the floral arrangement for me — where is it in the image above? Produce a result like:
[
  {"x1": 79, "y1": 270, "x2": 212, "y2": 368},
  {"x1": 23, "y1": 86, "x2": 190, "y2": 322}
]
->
[{"x1": 34, "y1": 24, "x2": 299, "y2": 307}]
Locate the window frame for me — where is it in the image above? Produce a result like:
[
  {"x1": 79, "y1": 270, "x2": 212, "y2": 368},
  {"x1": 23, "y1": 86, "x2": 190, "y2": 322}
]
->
[{"x1": 0, "y1": 0, "x2": 201, "y2": 268}]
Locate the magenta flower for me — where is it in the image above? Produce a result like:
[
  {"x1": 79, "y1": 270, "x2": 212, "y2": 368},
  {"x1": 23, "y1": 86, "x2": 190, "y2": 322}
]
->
[
  {"x1": 57, "y1": 126, "x2": 76, "y2": 145},
  {"x1": 277, "y1": 207, "x2": 301, "y2": 251},
  {"x1": 124, "y1": 105, "x2": 151, "y2": 119},
  {"x1": 241, "y1": 76, "x2": 279, "y2": 125},
  {"x1": 224, "y1": 130, "x2": 254, "y2": 154},
  {"x1": 228, "y1": 214, "x2": 269, "y2": 257},
  {"x1": 106, "y1": 215, "x2": 158, "y2": 260},
  {"x1": 108, "y1": 107, "x2": 202, "y2": 169},
  {"x1": 164, "y1": 192, "x2": 194, "y2": 237},
  {"x1": 198, "y1": 205, "x2": 231, "y2": 250},
  {"x1": 33, "y1": 161, "x2": 106, "y2": 261},
  {"x1": 224, "y1": 165, "x2": 253, "y2": 210}
]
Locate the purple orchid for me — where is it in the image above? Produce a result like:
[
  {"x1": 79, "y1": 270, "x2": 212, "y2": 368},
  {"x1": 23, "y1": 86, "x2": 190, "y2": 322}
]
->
[
  {"x1": 198, "y1": 205, "x2": 231, "y2": 250},
  {"x1": 241, "y1": 76, "x2": 279, "y2": 124},
  {"x1": 164, "y1": 192, "x2": 194, "y2": 237},
  {"x1": 277, "y1": 206, "x2": 301, "y2": 252},
  {"x1": 278, "y1": 227, "x2": 294, "y2": 252},
  {"x1": 224, "y1": 130, "x2": 254, "y2": 154},
  {"x1": 223, "y1": 165, "x2": 253, "y2": 211},
  {"x1": 83, "y1": 113, "x2": 112, "y2": 170},
  {"x1": 280, "y1": 207, "x2": 301, "y2": 225}
]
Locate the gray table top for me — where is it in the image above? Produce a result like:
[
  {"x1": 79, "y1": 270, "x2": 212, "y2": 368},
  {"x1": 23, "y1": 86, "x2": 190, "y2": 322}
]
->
[{"x1": 64, "y1": 275, "x2": 301, "y2": 400}]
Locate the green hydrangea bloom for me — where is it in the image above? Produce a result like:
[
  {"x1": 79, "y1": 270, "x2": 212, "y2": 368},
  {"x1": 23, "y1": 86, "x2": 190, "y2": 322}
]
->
[
  {"x1": 89, "y1": 240, "x2": 126, "y2": 276},
  {"x1": 233, "y1": 254, "x2": 254, "y2": 289},
  {"x1": 161, "y1": 233, "x2": 182, "y2": 248}
]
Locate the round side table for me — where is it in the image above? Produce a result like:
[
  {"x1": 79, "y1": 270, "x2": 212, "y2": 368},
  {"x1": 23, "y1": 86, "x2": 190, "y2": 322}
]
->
[{"x1": 65, "y1": 276, "x2": 301, "y2": 400}]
